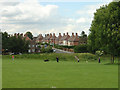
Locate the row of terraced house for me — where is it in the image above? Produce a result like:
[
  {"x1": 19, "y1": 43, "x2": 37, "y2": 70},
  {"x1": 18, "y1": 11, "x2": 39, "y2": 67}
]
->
[
  {"x1": 36, "y1": 32, "x2": 87, "y2": 46},
  {"x1": 14, "y1": 32, "x2": 87, "y2": 53}
]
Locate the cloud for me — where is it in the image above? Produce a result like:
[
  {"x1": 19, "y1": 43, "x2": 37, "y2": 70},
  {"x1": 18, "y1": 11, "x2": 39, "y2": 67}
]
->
[{"x1": 0, "y1": 0, "x2": 112, "y2": 36}]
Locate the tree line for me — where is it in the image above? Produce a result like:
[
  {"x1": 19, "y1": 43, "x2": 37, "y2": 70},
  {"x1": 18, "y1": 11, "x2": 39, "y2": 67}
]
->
[
  {"x1": 2, "y1": 32, "x2": 29, "y2": 54},
  {"x1": 88, "y1": 1, "x2": 120, "y2": 63}
]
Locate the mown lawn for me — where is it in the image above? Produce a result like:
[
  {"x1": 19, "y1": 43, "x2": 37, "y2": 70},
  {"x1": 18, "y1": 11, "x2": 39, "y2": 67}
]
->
[{"x1": 2, "y1": 58, "x2": 118, "y2": 88}]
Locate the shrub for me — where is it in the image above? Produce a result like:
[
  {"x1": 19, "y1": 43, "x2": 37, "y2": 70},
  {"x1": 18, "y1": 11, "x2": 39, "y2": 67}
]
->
[{"x1": 74, "y1": 44, "x2": 88, "y2": 53}]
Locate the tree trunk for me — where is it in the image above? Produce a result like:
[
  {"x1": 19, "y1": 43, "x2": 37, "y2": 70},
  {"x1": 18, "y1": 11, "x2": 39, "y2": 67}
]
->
[
  {"x1": 111, "y1": 54, "x2": 113, "y2": 64},
  {"x1": 113, "y1": 55, "x2": 114, "y2": 64}
]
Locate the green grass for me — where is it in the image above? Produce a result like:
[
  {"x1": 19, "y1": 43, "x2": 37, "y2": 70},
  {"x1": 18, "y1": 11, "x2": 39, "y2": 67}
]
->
[{"x1": 2, "y1": 55, "x2": 118, "y2": 88}]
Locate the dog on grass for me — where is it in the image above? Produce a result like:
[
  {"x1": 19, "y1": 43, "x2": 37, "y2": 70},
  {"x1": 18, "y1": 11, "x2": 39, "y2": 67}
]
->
[{"x1": 44, "y1": 59, "x2": 49, "y2": 62}]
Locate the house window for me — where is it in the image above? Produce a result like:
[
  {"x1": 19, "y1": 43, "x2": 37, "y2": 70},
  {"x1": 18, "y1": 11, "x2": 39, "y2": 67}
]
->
[
  {"x1": 36, "y1": 45, "x2": 38, "y2": 47},
  {"x1": 32, "y1": 45, "x2": 34, "y2": 47},
  {"x1": 28, "y1": 49, "x2": 31, "y2": 53},
  {"x1": 29, "y1": 45, "x2": 31, "y2": 47},
  {"x1": 32, "y1": 49, "x2": 35, "y2": 52}
]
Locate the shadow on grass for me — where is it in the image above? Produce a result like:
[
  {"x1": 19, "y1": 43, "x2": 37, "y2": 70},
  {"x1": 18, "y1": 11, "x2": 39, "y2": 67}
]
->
[{"x1": 104, "y1": 63, "x2": 120, "y2": 65}]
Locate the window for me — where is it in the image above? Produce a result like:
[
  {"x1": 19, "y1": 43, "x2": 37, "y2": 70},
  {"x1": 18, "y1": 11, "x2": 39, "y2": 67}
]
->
[
  {"x1": 29, "y1": 45, "x2": 31, "y2": 47},
  {"x1": 32, "y1": 49, "x2": 35, "y2": 52},
  {"x1": 32, "y1": 45, "x2": 34, "y2": 47},
  {"x1": 36, "y1": 45, "x2": 38, "y2": 47},
  {"x1": 28, "y1": 49, "x2": 31, "y2": 53}
]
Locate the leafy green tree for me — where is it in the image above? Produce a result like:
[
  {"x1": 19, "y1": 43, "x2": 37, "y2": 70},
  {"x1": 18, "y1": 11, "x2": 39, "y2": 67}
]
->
[
  {"x1": 88, "y1": 1, "x2": 120, "y2": 63},
  {"x1": 81, "y1": 31, "x2": 87, "y2": 38},
  {"x1": 2, "y1": 32, "x2": 29, "y2": 54},
  {"x1": 26, "y1": 31, "x2": 33, "y2": 40}
]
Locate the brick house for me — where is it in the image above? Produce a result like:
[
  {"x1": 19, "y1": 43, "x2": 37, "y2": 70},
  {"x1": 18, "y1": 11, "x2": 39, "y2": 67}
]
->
[
  {"x1": 50, "y1": 33, "x2": 56, "y2": 45},
  {"x1": 68, "y1": 33, "x2": 79, "y2": 46},
  {"x1": 36, "y1": 34, "x2": 43, "y2": 43},
  {"x1": 28, "y1": 37, "x2": 40, "y2": 53},
  {"x1": 59, "y1": 32, "x2": 70, "y2": 46},
  {"x1": 43, "y1": 34, "x2": 52, "y2": 43},
  {"x1": 55, "y1": 33, "x2": 62, "y2": 45}
]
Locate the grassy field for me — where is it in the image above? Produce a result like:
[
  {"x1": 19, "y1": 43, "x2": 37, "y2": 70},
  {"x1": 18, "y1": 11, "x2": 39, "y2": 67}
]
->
[{"x1": 2, "y1": 54, "x2": 118, "y2": 88}]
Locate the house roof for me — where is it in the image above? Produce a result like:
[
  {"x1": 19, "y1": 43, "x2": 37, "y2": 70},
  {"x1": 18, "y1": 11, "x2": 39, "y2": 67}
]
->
[
  {"x1": 68, "y1": 36, "x2": 79, "y2": 42},
  {"x1": 60, "y1": 35, "x2": 70, "y2": 41},
  {"x1": 55, "y1": 36, "x2": 62, "y2": 41},
  {"x1": 51, "y1": 36, "x2": 56, "y2": 39},
  {"x1": 36, "y1": 34, "x2": 43, "y2": 40}
]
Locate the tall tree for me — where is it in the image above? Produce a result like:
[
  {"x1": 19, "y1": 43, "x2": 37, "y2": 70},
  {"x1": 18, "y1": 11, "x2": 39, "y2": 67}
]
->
[
  {"x1": 88, "y1": 1, "x2": 120, "y2": 63},
  {"x1": 81, "y1": 31, "x2": 87, "y2": 38},
  {"x1": 2, "y1": 32, "x2": 29, "y2": 54},
  {"x1": 26, "y1": 31, "x2": 33, "y2": 40}
]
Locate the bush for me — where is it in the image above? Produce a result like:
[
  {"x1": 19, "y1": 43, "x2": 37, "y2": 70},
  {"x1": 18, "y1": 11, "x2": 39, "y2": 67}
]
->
[
  {"x1": 74, "y1": 44, "x2": 88, "y2": 53},
  {"x1": 45, "y1": 46, "x2": 53, "y2": 53}
]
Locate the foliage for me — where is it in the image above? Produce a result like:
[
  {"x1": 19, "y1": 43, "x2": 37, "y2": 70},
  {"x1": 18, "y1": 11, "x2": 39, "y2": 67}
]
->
[
  {"x1": 81, "y1": 31, "x2": 87, "y2": 38},
  {"x1": 74, "y1": 44, "x2": 88, "y2": 53},
  {"x1": 2, "y1": 32, "x2": 29, "y2": 54},
  {"x1": 2, "y1": 53, "x2": 97, "y2": 61},
  {"x1": 54, "y1": 45, "x2": 75, "y2": 49},
  {"x1": 26, "y1": 31, "x2": 33, "y2": 40},
  {"x1": 88, "y1": 2, "x2": 120, "y2": 63},
  {"x1": 95, "y1": 50, "x2": 104, "y2": 56},
  {"x1": 40, "y1": 46, "x2": 53, "y2": 53}
]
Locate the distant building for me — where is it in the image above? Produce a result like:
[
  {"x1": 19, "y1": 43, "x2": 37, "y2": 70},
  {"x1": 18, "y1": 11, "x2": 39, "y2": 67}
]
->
[
  {"x1": 68, "y1": 33, "x2": 79, "y2": 46},
  {"x1": 36, "y1": 34, "x2": 43, "y2": 43},
  {"x1": 59, "y1": 32, "x2": 70, "y2": 46},
  {"x1": 28, "y1": 37, "x2": 40, "y2": 53}
]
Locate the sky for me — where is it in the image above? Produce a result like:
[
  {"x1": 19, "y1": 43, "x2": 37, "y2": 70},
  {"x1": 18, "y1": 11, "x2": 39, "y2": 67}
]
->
[{"x1": 0, "y1": 0, "x2": 113, "y2": 37}]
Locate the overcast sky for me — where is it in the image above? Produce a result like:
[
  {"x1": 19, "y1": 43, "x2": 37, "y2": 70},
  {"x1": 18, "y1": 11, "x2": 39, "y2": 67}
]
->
[{"x1": 0, "y1": 0, "x2": 112, "y2": 36}]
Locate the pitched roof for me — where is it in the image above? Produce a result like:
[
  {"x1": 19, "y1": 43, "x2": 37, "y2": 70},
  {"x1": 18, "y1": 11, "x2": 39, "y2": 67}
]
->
[
  {"x1": 60, "y1": 35, "x2": 70, "y2": 41},
  {"x1": 68, "y1": 36, "x2": 79, "y2": 42},
  {"x1": 36, "y1": 34, "x2": 43, "y2": 40}
]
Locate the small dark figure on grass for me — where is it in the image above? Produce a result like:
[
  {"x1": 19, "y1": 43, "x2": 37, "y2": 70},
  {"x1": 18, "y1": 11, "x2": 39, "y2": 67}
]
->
[
  {"x1": 44, "y1": 59, "x2": 49, "y2": 62},
  {"x1": 98, "y1": 57, "x2": 100, "y2": 63},
  {"x1": 56, "y1": 57, "x2": 59, "y2": 62}
]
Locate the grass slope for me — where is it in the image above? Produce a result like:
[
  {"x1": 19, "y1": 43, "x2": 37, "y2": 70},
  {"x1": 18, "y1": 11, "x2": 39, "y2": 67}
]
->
[{"x1": 2, "y1": 58, "x2": 118, "y2": 88}]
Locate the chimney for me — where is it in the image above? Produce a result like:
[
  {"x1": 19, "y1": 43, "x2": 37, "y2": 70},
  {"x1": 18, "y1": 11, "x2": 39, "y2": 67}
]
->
[
  {"x1": 67, "y1": 32, "x2": 68, "y2": 35},
  {"x1": 17, "y1": 33, "x2": 20, "y2": 36},
  {"x1": 72, "y1": 33, "x2": 74, "y2": 37},
  {"x1": 53, "y1": 33, "x2": 55, "y2": 36},
  {"x1": 63, "y1": 33, "x2": 65, "y2": 36},
  {"x1": 47, "y1": 34, "x2": 49, "y2": 36},
  {"x1": 14, "y1": 33, "x2": 17, "y2": 36},
  {"x1": 59, "y1": 33, "x2": 61, "y2": 37},
  {"x1": 76, "y1": 33, "x2": 78, "y2": 36},
  {"x1": 20, "y1": 33, "x2": 23, "y2": 37}
]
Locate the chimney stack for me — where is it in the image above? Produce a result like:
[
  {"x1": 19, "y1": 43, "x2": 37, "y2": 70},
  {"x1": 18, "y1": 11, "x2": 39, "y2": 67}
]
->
[
  {"x1": 76, "y1": 33, "x2": 78, "y2": 36},
  {"x1": 47, "y1": 34, "x2": 49, "y2": 36},
  {"x1": 72, "y1": 33, "x2": 74, "y2": 37},
  {"x1": 17, "y1": 33, "x2": 19, "y2": 36},
  {"x1": 67, "y1": 32, "x2": 68, "y2": 35},
  {"x1": 14, "y1": 33, "x2": 17, "y2": 36},
  {"x1": 53, "y1": 33, "x2": 55, "y2": 36},
  {"x1": 59, "y1": 33, "x2": 61, "y2": 37},
  {"x1": 20, "y1": 33, "x2": 23, "y2": 37}
]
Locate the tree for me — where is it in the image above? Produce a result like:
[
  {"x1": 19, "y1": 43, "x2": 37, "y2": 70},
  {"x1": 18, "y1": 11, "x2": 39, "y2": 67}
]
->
[
  {"x1": 26, "y1": 31, "x2": 33, "y2": 40},
  {"x1": 88, "y1": 2, "x2": 120, "y2": 63},
  {"x1": 2, "y1": 32, "x2": 29, "y2": 54},
  {"x1": 81, "y1": 31, "x2": 87, "y2": 38}
]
